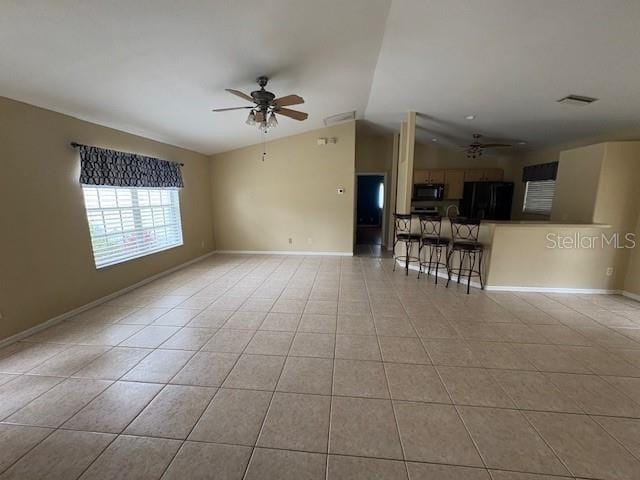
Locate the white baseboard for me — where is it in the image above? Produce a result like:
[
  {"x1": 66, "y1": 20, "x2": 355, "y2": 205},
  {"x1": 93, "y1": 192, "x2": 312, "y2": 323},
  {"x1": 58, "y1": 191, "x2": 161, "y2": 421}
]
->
[
  {"x1": 486, "y1": 286, "x2": 621, "y2": 294},
  {"x1": 0, "y1": 251, "x2": 216, "y2": 349},
  {"x1": 623, "y1": 290, "x2": 640, "y2": 302},
  {"x1": 216, "y1": 250, "x2": 353, "y2": 257}
]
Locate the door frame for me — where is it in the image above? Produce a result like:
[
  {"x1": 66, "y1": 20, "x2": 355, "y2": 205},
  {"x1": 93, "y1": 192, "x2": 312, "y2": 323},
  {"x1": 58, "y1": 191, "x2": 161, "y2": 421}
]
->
[{"x1": 354, "y1": 172, "x2": 388, "y2": 247}]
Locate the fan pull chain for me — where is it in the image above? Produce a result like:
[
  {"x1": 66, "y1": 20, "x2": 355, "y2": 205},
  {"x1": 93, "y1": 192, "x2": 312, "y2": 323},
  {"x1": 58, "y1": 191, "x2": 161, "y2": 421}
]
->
[{"x1": 261, "y1": 131, "x2": 267, "y2": 161}]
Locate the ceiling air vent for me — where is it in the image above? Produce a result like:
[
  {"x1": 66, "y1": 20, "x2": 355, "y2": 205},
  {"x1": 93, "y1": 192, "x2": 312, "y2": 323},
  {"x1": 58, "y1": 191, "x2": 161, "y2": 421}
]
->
[
  {"x1": 323, "y1": 111, "x2": 356, "y2": 126},
  {"x1": 557, "y1": 94, "x2": 598, "y2": 106}
]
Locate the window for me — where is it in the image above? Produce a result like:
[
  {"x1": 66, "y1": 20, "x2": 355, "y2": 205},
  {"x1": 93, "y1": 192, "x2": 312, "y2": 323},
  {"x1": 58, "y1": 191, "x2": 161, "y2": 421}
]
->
[
  {"x1": 82, "y1": 186, "x2": 183, "y2": 269},
  {"x1": 523, "y1": 180, "x2": 555, "y2": 215},
  {"x1": 377, "y1": 182, "x2": 384, "y2": 209}
]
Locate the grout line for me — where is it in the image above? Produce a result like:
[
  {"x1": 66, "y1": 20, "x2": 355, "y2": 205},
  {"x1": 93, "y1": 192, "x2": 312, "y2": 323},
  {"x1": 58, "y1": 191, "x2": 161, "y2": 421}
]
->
[
  {"x1": 240, "y1": 255, "x2": 316, "y2": 480},
  {"x1": 366, "y1": 255, "x2": 414, "y2": 478},
  {"x1": 71, "y1": 254, "x2": 265, "y2": 480},
  {"x1": 3, "y1": 253, "x2": 640, "y2": 479},
  {"x1": 325, "y1": 256, "x2": 340, "y2": 480}
]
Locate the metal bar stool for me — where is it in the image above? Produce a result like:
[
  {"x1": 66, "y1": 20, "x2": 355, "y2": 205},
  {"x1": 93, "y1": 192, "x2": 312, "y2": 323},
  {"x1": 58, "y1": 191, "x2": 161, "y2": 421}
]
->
[
  {"x1": 446, "y1": 217, "x2": 484, "y2": 294},
  {"x1": 417, "y1": 215, "x2": 450, "y2": 283},
  {"x1": 392, "y1": 213, "x2": 421, "y2": 275}
]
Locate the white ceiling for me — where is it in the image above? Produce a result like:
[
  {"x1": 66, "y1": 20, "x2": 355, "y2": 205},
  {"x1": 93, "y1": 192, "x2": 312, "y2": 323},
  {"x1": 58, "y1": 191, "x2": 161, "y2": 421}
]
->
[
  {"x1": 0, "y1": 0, "x2": 390, "y2": 154},
  {"x1": 366, "y1": 0, "x2": 640, "y2": 148},
  {"x1": 2, "y1": 0, "x2": 640, "y2": 154}
]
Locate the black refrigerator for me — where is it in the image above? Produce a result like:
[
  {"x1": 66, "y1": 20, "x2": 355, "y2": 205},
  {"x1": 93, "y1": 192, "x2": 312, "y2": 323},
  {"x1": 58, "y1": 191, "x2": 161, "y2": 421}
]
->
[{"x1": 460, "y1": 182, "x2": 514, "y2": 220}]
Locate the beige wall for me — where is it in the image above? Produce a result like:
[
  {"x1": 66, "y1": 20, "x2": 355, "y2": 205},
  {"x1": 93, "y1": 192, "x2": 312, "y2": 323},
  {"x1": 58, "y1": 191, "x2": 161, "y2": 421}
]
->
[
  {"x1": 355, "y1": 121, "x2": 394, "y2": 174},
  {"x1": 413, "y1": 142, "x2": 514, "y2": 176},
  {"x1": 209, "y1": 121, "x2": 356, "y2": 253},
  {"x1": 550, "y1": 143, "x2": 605, "y2": 223},
  {"x1": 486, "y1": 141, "x2": 640, "y2": 292},
  {"x1": 0, "y1": 97, "x2": 214, "y2": 341},
  {"x1": 625, "y1": 214, "x2": 640, "y2": 296},
  {"x1": 598, "y1": 142, "x2": 640, "y2": 295},
  {"x1": 355, "y1": 121, "x2": 395, "y2": 247},
  {"x1": 486, "y1": 225, "x2": 620, "y2": 290}
]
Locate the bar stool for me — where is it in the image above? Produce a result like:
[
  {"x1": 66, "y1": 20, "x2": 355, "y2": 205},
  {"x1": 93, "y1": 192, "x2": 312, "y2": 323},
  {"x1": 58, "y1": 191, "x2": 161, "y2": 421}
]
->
[
  {"x1": 446, "y1": 217, "x2": 484, "y2": 294},
  {"x1": 392, "y1": 213, "x2": 421, "y2": 275},
  {"x1": 417, "y1": 215, "x2": 449, "y2": 283}
]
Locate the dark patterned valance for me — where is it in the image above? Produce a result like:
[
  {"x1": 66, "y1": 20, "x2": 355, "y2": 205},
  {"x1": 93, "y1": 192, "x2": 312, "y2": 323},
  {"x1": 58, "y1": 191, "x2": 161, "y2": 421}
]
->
[
  {"x1": 77, "y1": 144, "x2": 183, "y2": 188},
  {"x1": 522, "y1": 161, "x2": 558, "y2": 182}
]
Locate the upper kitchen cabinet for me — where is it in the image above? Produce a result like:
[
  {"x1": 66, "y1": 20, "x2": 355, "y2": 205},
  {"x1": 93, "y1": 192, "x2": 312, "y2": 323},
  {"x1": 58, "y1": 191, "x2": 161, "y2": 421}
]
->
[
  {"x1": 415, "y1": 168, "x2": 504, "y2": 191},
  {"x1": 427, "y1": 169, "x2": 446, "y2": 183},
  {"x1": 413, "y1": 170, "x2": 430, "y2": 184},
  {"x1": 482, "y1": 168, "x2": 504, "y2": 181},
  {"x1": 413, "y1": 169, "x2": 446, "y2": 184},
  {"x1": 463, "y1": 169, "x2": 484, "y2": 182},
  {"x1": 444, "y1": 169, "x2": 465, "y2": 199},
  {"x1": 463, "y1": 168, "x2": 504, "y2": 182}
]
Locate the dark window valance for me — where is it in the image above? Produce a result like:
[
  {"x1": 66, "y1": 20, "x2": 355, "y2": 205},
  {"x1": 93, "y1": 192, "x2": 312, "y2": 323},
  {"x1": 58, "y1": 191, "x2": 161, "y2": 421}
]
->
[
  {"x1": 77, "y1": 144, "x2": 183, "y2": 188},
  {"x1": 522, "y1": 161, "x2": 558, "y2": 182}
]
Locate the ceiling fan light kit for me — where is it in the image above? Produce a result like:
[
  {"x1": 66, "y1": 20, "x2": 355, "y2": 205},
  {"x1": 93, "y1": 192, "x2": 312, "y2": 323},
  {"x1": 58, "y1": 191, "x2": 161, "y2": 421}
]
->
[
  {"x1": 466, "y1": 133, "x2": 512, "y2": 159},
  {"x1": 213, "y1": 76, "x2": 308, "y2": 134}
]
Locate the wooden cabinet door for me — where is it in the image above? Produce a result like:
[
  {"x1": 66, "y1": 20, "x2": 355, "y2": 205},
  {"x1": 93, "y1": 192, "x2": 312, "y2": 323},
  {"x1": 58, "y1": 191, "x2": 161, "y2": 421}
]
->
[
  {"x1": 464, "y1": 169, "x2": 484, "y2": 182},
  {"x1": 482, "y1": 168, "x2": 504, "y2": 181},
  {"x1": 444, "y1": 170, "x2": 465, "y2": 199},
  {"x1": 428, "y1": 169, "x2": 446, "y2": 184},
  {"x1": 413, "y1": 170, "x2": 429, "y2": 184}
]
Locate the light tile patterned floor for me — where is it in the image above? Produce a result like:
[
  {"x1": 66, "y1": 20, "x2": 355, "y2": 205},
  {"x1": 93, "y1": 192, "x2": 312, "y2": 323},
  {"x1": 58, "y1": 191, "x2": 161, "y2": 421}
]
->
[{"x1": 1, "y1": 254, "x2": 640, "y2": 479}]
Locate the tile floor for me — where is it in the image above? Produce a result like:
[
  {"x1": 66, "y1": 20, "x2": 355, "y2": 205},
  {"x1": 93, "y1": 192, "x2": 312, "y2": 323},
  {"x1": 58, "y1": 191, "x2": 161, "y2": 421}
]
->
[{"x1": 1, "y1": 254, "x2": 640, "y2": 479}]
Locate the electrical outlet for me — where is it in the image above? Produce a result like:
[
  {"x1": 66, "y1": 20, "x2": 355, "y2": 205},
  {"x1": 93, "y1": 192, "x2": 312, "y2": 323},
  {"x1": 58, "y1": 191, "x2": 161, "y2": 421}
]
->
[
  {"x1": 307, "y1": 238, "x2": 313, "y2": 245},
  {"x1": 606, "y1": 267, "x2": 614, "y2": 276},
  {"x1": 201, "y1": 240, "x2": 205, "y2": 249},
  {"x1": 288, "y1": 237, "x2": 293, "y2": 245}
]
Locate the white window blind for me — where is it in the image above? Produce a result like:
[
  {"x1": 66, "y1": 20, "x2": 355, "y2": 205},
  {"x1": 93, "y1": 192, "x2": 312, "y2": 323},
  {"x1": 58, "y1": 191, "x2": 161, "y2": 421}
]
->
[
  {"x1": 523, "y1": 180, "x2": 555, "y2": 215},
  {"x1": 82, "y1": 186, "x2": 183, "y2": 269}
]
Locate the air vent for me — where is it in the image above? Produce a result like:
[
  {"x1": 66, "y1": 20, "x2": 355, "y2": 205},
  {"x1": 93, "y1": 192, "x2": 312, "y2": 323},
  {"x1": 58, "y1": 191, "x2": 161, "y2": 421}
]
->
[
  {"x1": 557, "y1": 95, "x2": 598, "y2": 106},
  {"x1": 323, "y1": 111, "x2": 356, "y2": 126}
]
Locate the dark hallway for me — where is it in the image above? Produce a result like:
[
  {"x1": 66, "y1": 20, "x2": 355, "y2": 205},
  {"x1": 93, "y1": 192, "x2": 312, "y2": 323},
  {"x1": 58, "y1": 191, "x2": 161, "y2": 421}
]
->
[{"x1": 355, "y1": 175, "x2": 385, "y2": 255}]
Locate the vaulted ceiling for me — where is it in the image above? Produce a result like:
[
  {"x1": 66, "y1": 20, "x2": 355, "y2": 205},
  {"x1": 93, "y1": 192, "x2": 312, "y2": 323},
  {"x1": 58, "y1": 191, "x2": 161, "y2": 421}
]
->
[{"x1": 2, "y1": 0, "x2": 639, "y2": 154}]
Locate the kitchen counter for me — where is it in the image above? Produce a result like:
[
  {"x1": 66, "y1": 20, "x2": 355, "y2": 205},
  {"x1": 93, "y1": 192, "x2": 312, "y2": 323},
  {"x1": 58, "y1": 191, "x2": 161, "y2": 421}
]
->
[
  {"x1": 480, "y1": 220, "x2": 611, "y2": 228},
  {"x1": 397, "y1": 214, "x2": 619, "y2": 291}
]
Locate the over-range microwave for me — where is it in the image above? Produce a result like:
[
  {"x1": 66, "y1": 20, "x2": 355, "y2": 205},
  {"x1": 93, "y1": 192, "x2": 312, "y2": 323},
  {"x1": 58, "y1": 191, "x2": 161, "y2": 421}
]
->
[{"x1": 413, "y1": 183, "x2": 445, "y2": 201}]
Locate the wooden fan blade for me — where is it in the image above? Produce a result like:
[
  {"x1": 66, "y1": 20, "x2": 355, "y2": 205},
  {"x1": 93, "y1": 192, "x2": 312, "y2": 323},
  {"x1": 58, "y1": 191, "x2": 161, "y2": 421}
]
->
[
  {"x1": 273, "y1": 94, "x2": 304, "y2": 107},
  {"x1": 255, "y1": 111, "x2": 265, "y2": 123},
  {"x1": 211, "y1": 106, "x2": 253, "y2": 112},
  {"x1": 276, "y1": 108, "x2": 308, "y2": 121},
  {"x1": 479, "y1": 143, "x2": 512, "y2": 148},
  {"x1": 225, "y1": 89, "x2": 254, "y2": 103}
]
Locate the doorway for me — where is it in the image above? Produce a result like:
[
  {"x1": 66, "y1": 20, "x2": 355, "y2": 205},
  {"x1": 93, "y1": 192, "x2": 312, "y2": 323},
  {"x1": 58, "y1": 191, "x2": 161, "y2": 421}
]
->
[{"x1": 355, "y1": 174, "x2": 386, "y2": 255}]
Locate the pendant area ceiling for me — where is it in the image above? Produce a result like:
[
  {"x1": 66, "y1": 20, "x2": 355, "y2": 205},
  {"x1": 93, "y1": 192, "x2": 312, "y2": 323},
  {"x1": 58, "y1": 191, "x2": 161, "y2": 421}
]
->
[{"x1": 1, "y1": 0, "x2": 640, "y2": 154}]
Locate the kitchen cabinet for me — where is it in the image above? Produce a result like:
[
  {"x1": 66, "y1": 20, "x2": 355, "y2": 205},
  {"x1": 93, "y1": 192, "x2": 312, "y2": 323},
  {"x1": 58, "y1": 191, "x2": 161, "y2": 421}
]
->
[
  {"x1": 482, "y1": 168, "x2": 504, "y2": 181},
  {"x1": 444, "y1": 169, "x2": 465, "y2": 199},
  {"x1": 427, "y1": 169, "x2": 446, "y2": 183},
  {"x1": 413, "y1": 170, "x2": 430, "y2": 184},
  {"x1": 413, "y1": 169, "x2": 445, "y2": 184},
  {"x1": 415, "y1": 168, "x2": 504, "y2": 186},
  {"x1": 463, "y1": 168, "x2": 504, "y2": 182},
  {"x1": 463, "y1": 170, "x2": 484, "y2": 182}
]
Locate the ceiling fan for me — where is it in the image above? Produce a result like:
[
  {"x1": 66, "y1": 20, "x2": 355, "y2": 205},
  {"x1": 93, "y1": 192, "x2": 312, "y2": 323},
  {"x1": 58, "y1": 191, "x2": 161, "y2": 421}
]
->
[
  {"x1": 466, "y1": 134, "x2": 511, "y2": 159},
  {"x1": 212, "y1": 76, "x2": 308, "y2": 133}
]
